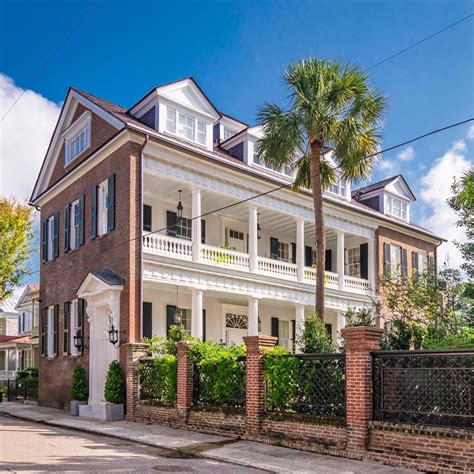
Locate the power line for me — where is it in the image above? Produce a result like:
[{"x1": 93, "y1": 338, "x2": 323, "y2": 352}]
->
[
  {"x1": 21, "y1": 116, "x2": 473, "y2": 283},
  {"x1": 0, "y1": 0, "x2": 97, "y2": 122},
  {"x1": 365, "y1": 13, "x2": 474, "y2": 71}
]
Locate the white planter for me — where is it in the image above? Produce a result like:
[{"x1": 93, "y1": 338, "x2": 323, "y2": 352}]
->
[
  {"x1": 70, "y1": 400, "x2": 87, "y2": 416},
  {"x1": 105, "y1": 403, "x2": 124, "y2": 421}
]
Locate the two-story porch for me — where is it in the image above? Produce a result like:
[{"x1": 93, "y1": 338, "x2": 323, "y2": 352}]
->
[{"x1": 140, "y1": 147, "x2": 377, "y2": 346}]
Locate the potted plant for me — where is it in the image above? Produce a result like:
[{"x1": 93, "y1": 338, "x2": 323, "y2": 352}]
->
[
  {"x1": 104, "y1": 360, "x2": 125, "y2": 421},
  {"x1": 70, "y1": 364, "x2": 88, "y2": 416}
]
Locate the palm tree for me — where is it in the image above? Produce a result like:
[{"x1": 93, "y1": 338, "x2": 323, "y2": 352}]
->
[{"x1": 257, "y1": 58, "x2": 385, "y2": 319}]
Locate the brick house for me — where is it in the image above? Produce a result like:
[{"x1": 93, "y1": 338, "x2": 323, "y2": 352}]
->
[{"x1": 30, "y1": 78, "x2": 443, "y2": 415}]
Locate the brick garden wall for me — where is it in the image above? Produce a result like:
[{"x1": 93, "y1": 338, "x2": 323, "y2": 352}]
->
[{"x1": 126, "y1": 332, "x2": 473, "y2": 473}]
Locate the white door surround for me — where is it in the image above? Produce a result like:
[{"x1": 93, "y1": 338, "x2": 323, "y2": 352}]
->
[{"x1": 76, "y1": 271, "x2": 123, "y2": 420}]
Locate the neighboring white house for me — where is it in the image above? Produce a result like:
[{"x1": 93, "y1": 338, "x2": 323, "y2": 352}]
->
[{"x1": 0, "y1": 285, "x2": 39, "y2": 380}]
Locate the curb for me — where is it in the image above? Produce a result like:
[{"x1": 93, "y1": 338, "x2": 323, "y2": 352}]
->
[{"x1": 0, "y1": 409, "x2": 277, "y2": 473}]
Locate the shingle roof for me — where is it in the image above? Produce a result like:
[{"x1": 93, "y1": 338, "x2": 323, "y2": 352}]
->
[
  {"x1": 91, "y1": 269, "x2": 125, "y2": 286},
  {"x1": 352, "y1": 175, "x2": 402, "y2": 196}
]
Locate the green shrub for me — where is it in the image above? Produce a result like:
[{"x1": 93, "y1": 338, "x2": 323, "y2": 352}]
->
[
  {"x1": 189, "y1": 340, "x2": 246, "y2": 407},
  {"x1": 297, "y1": 313, "x2": 335, "y2": 353},
  {"x1": 423, "y1": 326, "x2": 474, "y2": 349},
  {"x1": 70, "y1": 364, "x2": 88, "y2": 401},
  {"x1": 139, "y1": 354, "x2": 177, "y2": 404},
  {"x1": 344, "y1": 306, "x2": 375, "y2": 327},
  {"x1": 104, "y1": 360, "x2": 125, "y2": 405},
  {"x1": 263, "y1": 345, "x2": 299, "y2": 411}
]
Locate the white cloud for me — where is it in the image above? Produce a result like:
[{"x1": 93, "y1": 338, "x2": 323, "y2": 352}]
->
[
  {"x1": 420, "y1": 138, "x2": 473, "y2": 270},
  {"x1": 396, "y1": 146, "x2": 415, "y2": 162},
  {"x1": 378, "y1": 159, "x2": 396, "y2": 177},
  {"x1": 467, "y1": 124, "x2": 474, "y2": 140},
  {"x1": 0, "y1": 74, "x2": 60, "y2": 200}
]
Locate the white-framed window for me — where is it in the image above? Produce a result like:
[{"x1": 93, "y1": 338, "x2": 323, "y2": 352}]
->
[
  {"x1": 69, "y1": 300, "x2": 80, "y2": 357},
  {"x1": 223, "y1": 127, "x2": 237, "y2": 141},
  {"x1": 64, "y1": 112, "x2": 92, "y2": 166},
  {"x1": 229, "y1": 229, "x2": 244, "y2": 240},
  {"x1": 177, "y1": 217, "x2": 192, "y2": 240},
  {"x1": 70, "y1": 199, "x2": 80, "y2": 250},
  {"x1": 253, "y1": 152, "x2": 260, "y2": 165},
  {"x1": 47, "y1": 216, "x2": 55, "y2": 262},
  {"x1": 278, "y1": 320, "x2": 291, "y2": 349},
  {"x1": 181, "y1": 308, "x2": 192, "y2": 333},
  {"x1": 166, "y1": 106, "x2": 207, "y2": 145},
  {"x1": 329, "y1": 179, "x2": 347, "y2": 197},
  {"x1": 386, "y1": 196, "x2": 408, "y2": 220},
  {"x1": 346, "y1": 247, "x2": 361, "y2": 278},
  {"x1": 278, "y1": 241, "x2": 290, "y2": 262},
  {"x1": 97, "y1": 179, "x2": 108, "y2": 237},
  {"x1": 20, "y1": 311, "x2": 32, "y2": 333},
  {"x1": 47, "y1": 306, "x2": 54, "y2": 357}
]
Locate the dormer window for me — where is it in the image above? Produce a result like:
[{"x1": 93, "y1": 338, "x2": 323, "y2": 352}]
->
[
  {"x1": 63, "y1": 111, "x2": 92, "y2": 166},
  {"x1": 329, "y1": 179, "x2": 347, "y2": 197},
  {"x1": 166, "y1": 106, "x2": 206, "y2": 145},
  {"x1": 386, "y1": 195, "x2": 408, "y2": 220},
  {"x1": 223, "y1": 127, "x2": 237, "y2": 141}
]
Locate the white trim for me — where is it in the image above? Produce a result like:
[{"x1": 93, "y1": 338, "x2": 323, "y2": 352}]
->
[{"x1": 63, "y1": 111, "x2": 92, "y2": 166}]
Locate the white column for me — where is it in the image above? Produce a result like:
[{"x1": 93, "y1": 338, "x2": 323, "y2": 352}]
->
[
  {"x1": 295, "y1": 304, "x2": 305, "y2": 353},
  {"x1": 296, "y1": 219, "x2": 305, "y2": 282},
  {"x1": 368, "y1": 237, "x2": 375, "y2": 292},
  {"x1": 192, "y1": 188, "x2": 202, "y2": 262},
  {"x1": 337, "y1": 231, "x2": 345, "y2": 290},
  {"x1": 336, "y1": 311, "x2": 346, "y2": 346},
  {"x1": 248, "y1": 296, "x2": 259, "y2": 336},
  {"x1": 191, "y1": 289, "x2": 203, "y2": 339},
  {"x1": 249, "y1": 204, "x2": 258, "y2": 273}
]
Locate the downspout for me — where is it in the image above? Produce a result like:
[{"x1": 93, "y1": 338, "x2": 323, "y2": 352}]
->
[{"x1": 138, "y1": 134, "x2": 149, "y2": 342}]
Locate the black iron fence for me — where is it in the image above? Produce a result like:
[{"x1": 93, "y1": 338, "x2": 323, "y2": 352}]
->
[
  {"x1": 372, "y1": 349, "x2": 474, "y2": 428},
  {"x1": 138, "y1": 357, "x2": 177, "y2": 405},
  {"x1": 264, "y1": 353, "x2": 346, "y2": 419},
  {"x1": 193, "y1": 356, "x2": 246, "y2": 409},
  {"x1": 5, "y1": 377, "x2": 38, "y2": 402}
]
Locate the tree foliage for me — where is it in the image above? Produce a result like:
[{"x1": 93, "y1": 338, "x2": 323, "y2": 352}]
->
[
  {"x1": 0, "y1": 198, "x2": 35, "y2": 302},
  {"x1": 70, "y1": 364, "x2": 88, "y2": 402},
  {"x1": 257, "y1": 58, "x2": 385, "y2": 318},
  {"x1": 297, "y1": 313, "x2": 335, "y2": 353},
  {"x1": 104, "y1": 360, "x2": 125, "y2": 405},
  {"x1": 448, "y1": 169, "x2": 474, "y2": 278}
]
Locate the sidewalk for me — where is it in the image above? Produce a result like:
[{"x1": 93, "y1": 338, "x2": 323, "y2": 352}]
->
[{"x1": 0, "y1": 402, "x2": 417, "y2": 473}]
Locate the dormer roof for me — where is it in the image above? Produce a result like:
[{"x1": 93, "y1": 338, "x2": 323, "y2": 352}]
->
[{"x1": 352, "y1": 175, "x2": 416, "y2": 201}]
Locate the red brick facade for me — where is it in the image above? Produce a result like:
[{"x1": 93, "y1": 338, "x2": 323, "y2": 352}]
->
[{"x1": 38, "y1": 110, "x2": 142, "y2": 409}]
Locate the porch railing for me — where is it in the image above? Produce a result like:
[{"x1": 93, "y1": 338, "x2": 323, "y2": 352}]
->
[
  {"x1": 143, "y1": 234, "x2": 192, "y2": 260},
  {"x1": 201, "y1": 245, "x2": 250, "y2": 271},
  {"x1": 258, "y1": 256, "x2": 297, "y2": 280},
  {"x1": 344, "y1": 275, "x2": 371, "y2": 293}
]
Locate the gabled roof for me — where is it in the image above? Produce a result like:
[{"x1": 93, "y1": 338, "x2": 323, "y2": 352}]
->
[
  {"x1": 91, "y1": 269, "x2": 125, "y2": 286},
  {"x1": 15, "y1": 284, "x2": 40, "y2": 310},
  {"x1": 352, "y1": 175, "x2": 416, "y2": 201}
]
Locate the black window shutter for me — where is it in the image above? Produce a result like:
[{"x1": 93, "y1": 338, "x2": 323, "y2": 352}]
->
[
  {"x1": 291, "y1": 319, "x2": 296, "y2": 352},
  {"x1": 78, "y1": 299, "x2": 85, "y2": 355},
  {"x1": 383, "y1": 243, "x2": 391, "y2": 277},
  {"x1": 143, "y1": 205, "x2": 152, "y2": 232},
  {"x1": 40, "y1": 309, "x2": 46, "y2": 357},
  {"x1": 305, "y1": 246, "x2": 313, "y2": 267},
  {"x1": 78, "y1": 194, "x2": 85, "y2": 246},
  {"x1": 270, "y1": 237, "x2": 279, "y2": 259},
  {"x1": 201, "y1": 219, "x2": 206, "y2": 244},
  {"x1": 167, "y1": 211, "x2": 177, "y2": 237},
  {"x1": 325, "y1": 324, "x2": 333, "y2": 340},
  {"x1": 142, "y1": 302, "x2": 152, "y2": 339},
  {"x1": 291, "y1": 243, "x2": 297, "y2": 264},
  {"x1": 271, "y1": 317, "x2": 279, "y2": 343},
  {"x1": 53, "y1": 304, "x2": 59, "y2": 357},
  {"x1": 401, "y1": 248, "x2": 408, "y2": 278},
  {"x1": 166, "y1": 305, "x2": 176, "y2": 337},
  {"x1": 63, "y1": 302, "x2": 70, "y2": 355},
  {"x1": 360, "y1": 243, "x2": 368, "y2": 280},
  {"x1": 202, "y1": 309, "x2": 206, "y2": 341},
  {"x1": 41, "y1": 220, "x2": 48, "y2": 262},
  {"x1": 325, "y1": 249, "x2": 332, "y2": 272},
  {"x1": 107, "y1": 173, "x2": 115, "y2": 232},
  {"x1": 53, "y1": 212, "x2": 60, "y2": 258},
  {"x1": 90, "y1": 185, "x2": 97, "y2": 240},
  {"x1": 64, "y1": 205, "x2": 70, "y2": 253}
]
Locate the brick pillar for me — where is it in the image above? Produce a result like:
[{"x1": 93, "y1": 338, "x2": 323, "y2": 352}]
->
[
  {"x1": 244, "y1": 335, "x2": 277, "y2": 435},
  {"x1": 124, "y1": 342, "x2": 148, "y2": 421},
  {"x1": 176, "y1": 341, "x2": 193, "y2": 427},
  {"x1": 342, "y1": 326, "x2": 384, "y2": 452}
]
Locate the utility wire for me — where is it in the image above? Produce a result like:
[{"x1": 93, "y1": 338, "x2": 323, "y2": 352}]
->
[
  {"x1": 0, "y1": 0, "x2": 97, "y2": 122},
  {"x1": 365, "y1": 13, "x2": 473, "y2": 71}
]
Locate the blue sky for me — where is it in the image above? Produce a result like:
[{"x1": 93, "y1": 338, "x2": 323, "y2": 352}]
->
[{"x1": 0, "y1": 0, "x2": 473, "y2": 283}]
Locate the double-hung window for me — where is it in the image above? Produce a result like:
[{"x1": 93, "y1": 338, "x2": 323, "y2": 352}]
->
[
  {"x1": 278, "y1": 320, "x2": 291, "y2": 350},
  {"x1": 46, "y1": 306, "x2": 55, "y2": 357},
  {"x1": 69, "y1": 300, "x2": 80, "y2": 356},
  {"x1": 64, "y1": 112, "x2": 91, "y2": 165},
  {"x1": 47, "y1": 216, "x2": 55, "y2": 261},
  {"x1": 91, "y1": 174, "x2": 115, "y2": 240},
  {"x1": 278, "y1": 241, "x2": 290, "y2": 262},
  {"x1": 384, "y1": 243, "x2": 408, "y2": 278},
  {"x1": 70, "y1": 199, "x2": 80, "y2": 249},
  {"x1": 97, "y1": 180, "x2": 108, "y2": 236},
  {"x1": 166, "y1": 106, "x2": 206, "y2": 145},
  {"x1": 386, "y1": 196, "x2": 408, "y2": 220},
  {"x1": 346, "y1": 247, "x2": 361, "y2": 278},
  {"x1": 329, "y1": 179, "x2": 347, "y2": 197}
]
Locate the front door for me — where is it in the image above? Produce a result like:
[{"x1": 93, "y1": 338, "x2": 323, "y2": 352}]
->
[{"x1": 226, "y1": 328, "x2": 247, "y2": 346}]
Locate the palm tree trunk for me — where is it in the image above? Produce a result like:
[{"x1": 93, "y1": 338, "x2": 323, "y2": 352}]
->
[{"x1": 310, "y1": 141, "x2": 325, "y2": 320}]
